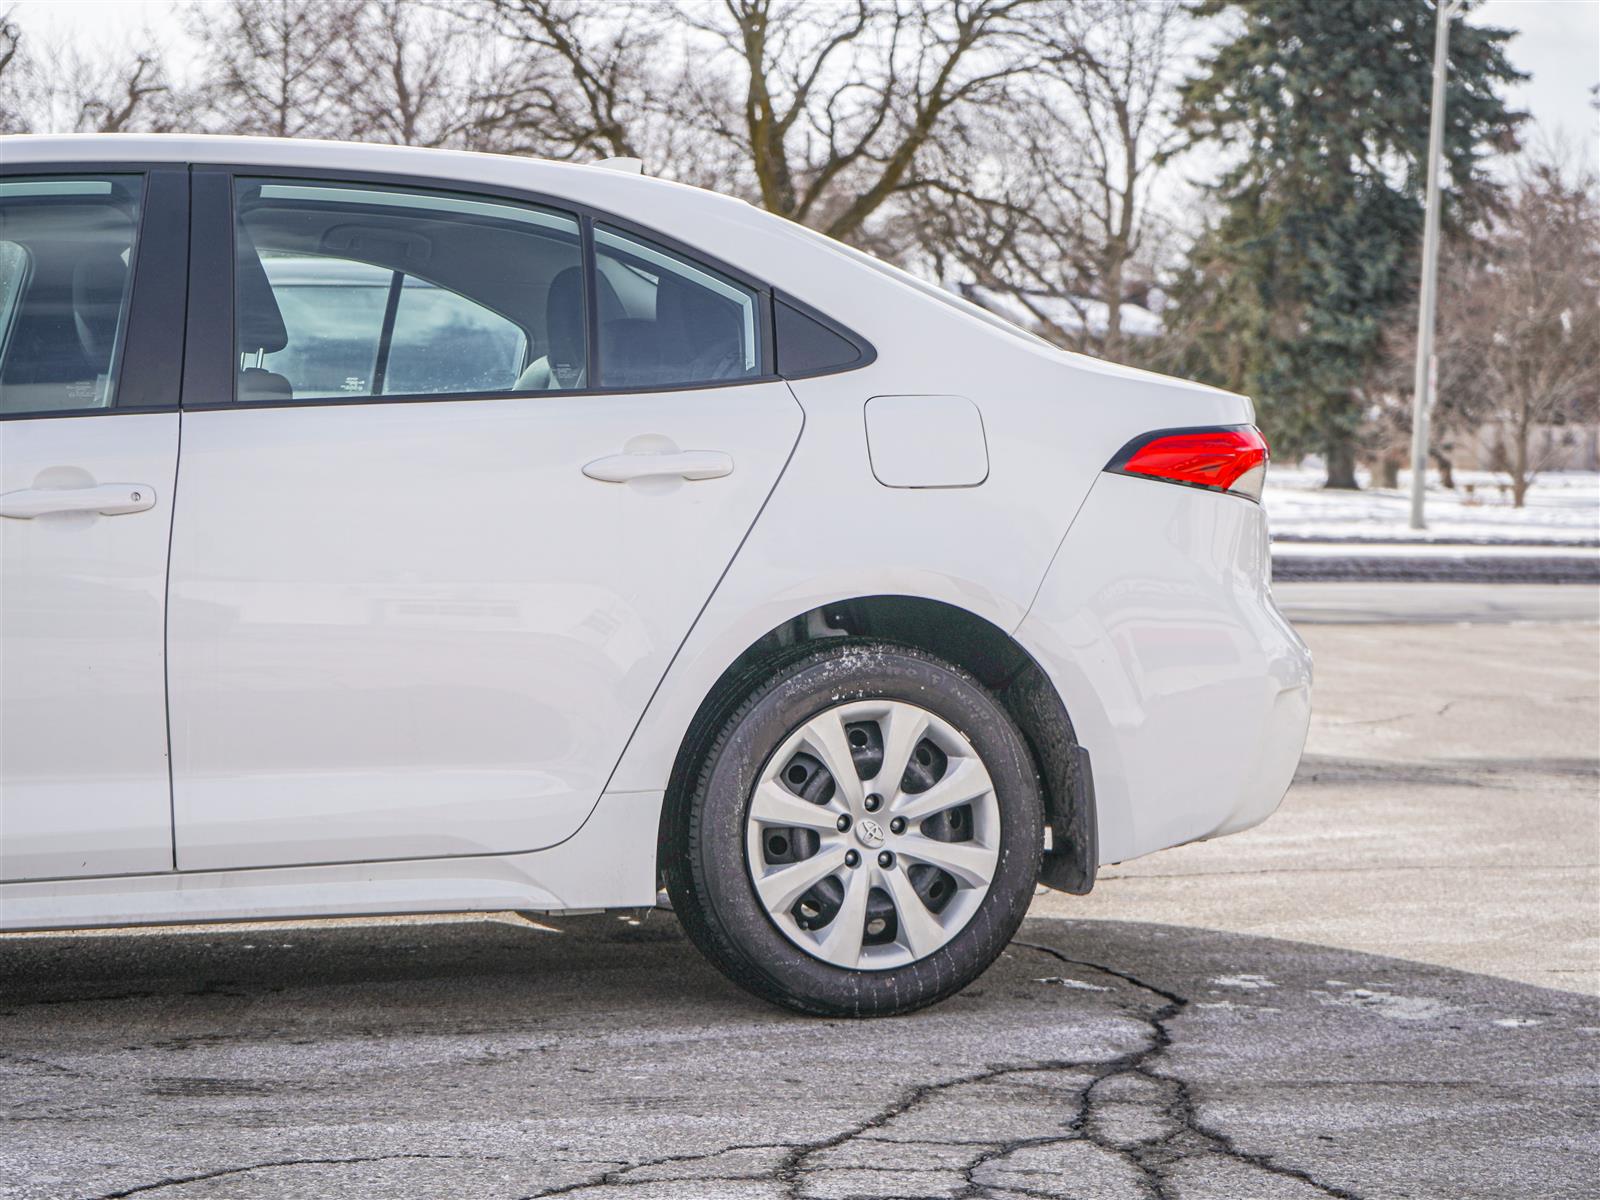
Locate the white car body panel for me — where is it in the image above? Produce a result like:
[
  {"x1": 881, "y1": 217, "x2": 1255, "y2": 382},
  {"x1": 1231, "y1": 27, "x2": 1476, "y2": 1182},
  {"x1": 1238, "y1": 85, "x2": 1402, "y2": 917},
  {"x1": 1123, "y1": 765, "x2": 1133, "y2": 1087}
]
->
[
  {"x1": 605, "y1": 349, "x2": 1255, "y2": 800},
  {"x1": 0, "y1": 134, "x2": 1311, "y2": 931},
  {"x1": 0, "y1": 413, "x2": 178, "y2": 880},
  {"x1": 167, "y1": 385, "x2": 800, "y2": 871},
  {"x1": 0, "y1": 789, "x2": 661, "y2": 930},
  {"x1": 1017, "y1": 473, "x2": 1312, "y2": 862}
]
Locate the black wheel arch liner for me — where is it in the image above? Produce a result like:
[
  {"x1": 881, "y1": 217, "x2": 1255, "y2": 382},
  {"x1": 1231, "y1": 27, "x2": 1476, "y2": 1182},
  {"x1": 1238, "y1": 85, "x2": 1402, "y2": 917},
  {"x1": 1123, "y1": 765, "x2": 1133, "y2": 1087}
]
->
[{"x1": 659, "y1": 596, "x2": 1098, "y2": 897}]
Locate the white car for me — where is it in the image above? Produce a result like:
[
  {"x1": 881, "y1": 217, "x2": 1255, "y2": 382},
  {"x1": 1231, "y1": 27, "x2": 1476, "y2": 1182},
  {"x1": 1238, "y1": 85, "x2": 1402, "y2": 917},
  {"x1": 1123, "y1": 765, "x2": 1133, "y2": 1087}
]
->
[{"x1": 0, "y1": 135, "x2": 1311, "y2": 1016}]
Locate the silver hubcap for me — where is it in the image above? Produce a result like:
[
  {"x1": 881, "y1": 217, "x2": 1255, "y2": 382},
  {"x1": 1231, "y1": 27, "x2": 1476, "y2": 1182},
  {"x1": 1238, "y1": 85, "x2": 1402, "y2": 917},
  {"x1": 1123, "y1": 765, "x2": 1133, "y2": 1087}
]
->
[{"x1": 745, "y1": 699, "x2": 1001, "y2": 971}]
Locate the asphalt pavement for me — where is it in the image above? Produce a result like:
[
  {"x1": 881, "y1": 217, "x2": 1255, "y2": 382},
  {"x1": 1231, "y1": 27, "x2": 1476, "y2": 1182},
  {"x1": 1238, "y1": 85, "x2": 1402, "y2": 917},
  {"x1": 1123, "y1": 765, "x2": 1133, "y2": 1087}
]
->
[
  {"x1": 3, "y1": 582, "x2": 1597, "y2": 1200},
  {"x1": 1274, "y1": 580, "x2": 1599, "y2": 624},
  {"x1": 2, "y1": 913, "x2": 1593, "y2": 1200},
  {"x1": 1271, "y1": 546, "x2": 1599, "y2": 584}
]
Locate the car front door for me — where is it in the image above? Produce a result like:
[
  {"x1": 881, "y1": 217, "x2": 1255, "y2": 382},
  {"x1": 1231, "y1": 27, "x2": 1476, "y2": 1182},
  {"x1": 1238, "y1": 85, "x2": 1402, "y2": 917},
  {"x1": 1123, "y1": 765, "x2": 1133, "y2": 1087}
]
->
[
  {"x1": 168, "y1": 171, "x2": 802, "y2": 871},
  {"x1": 0, "y1": 166, "x2": 187, "y2": 881}
]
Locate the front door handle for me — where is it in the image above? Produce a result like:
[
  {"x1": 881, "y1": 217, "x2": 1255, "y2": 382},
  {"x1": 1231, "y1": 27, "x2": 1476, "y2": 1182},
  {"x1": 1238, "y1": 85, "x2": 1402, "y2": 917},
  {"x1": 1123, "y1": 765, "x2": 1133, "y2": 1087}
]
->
[
  {"x1": 582, "y1": 450, "x2": 733, "y2": 484},
  {"x1": 0, "y1": 484, "x2": 157, "y2": 519}
]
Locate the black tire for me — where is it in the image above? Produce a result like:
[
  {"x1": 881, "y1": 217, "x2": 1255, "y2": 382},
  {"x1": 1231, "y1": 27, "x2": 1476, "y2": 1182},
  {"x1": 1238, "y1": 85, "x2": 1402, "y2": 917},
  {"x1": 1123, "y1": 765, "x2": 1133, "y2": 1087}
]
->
[{"x1": 664, "y1": 639, "x2": 1043, "y2": 1017}]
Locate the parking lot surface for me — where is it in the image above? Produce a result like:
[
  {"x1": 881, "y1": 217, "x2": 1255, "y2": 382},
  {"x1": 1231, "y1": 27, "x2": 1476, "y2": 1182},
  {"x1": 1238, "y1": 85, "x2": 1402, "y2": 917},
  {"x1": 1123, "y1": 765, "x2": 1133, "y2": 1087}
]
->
[
  {"x1": 3, "y1": 584, "x2": 1597, "y2": 1199},
  {"x1": 3, "y1": 913, "x2": 1594, "y2": 1200}
]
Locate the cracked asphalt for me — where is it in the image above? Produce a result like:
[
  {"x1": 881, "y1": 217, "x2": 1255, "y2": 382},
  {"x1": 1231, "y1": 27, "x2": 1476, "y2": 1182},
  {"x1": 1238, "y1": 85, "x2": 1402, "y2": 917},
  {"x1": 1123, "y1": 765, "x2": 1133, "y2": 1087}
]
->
[
  {"x1": 1, "y1": 915, "x2": 1593, "y2": 1199},
  {"x1": 3, "y1": 584, "x2": 1597, "y2": 1199}
]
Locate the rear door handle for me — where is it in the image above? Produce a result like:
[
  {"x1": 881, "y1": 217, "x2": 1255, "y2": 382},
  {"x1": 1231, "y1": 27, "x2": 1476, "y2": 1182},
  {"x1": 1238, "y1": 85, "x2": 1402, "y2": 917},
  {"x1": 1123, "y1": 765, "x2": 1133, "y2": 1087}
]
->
[
  {"x1": 582, "y1": 450, "x2": 733, "y2": 484},
  {"x1": 0, "y1": 484, "x2": 157, "y2": 519}
]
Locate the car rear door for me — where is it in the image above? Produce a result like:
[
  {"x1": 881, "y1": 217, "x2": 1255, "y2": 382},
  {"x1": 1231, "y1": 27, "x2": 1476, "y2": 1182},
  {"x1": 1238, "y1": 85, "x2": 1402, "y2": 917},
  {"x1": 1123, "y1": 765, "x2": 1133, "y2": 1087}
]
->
[
  {"x1": 168, "y1": 169, "x2": 801, "y2": 871},
  {"x1": 0, "y1": 165, "x2": 187, "y2": 881}
]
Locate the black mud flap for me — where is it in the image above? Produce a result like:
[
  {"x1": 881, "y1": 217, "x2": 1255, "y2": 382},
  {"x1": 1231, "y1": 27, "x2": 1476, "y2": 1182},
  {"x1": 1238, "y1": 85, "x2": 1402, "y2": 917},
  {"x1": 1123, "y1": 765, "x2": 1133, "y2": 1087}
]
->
[{"x1": 1038, "y1": 743, "x2": 1097, "y2": 895}]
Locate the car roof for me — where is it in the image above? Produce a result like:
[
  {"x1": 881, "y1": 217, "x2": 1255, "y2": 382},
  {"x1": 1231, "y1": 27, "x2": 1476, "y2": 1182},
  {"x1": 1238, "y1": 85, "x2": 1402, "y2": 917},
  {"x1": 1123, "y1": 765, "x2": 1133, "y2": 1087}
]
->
[
  {"x1": 1, "y1": 133, "x2": 741, "y2": 220},
  {"x1": 0, "y1": 134, "x2": 1244, "y2": 402}
]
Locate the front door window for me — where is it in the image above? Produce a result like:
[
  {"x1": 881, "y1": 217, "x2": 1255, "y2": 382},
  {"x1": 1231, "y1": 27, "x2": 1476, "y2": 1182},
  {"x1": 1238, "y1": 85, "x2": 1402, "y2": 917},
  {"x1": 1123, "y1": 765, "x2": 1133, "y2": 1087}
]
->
[{"x1": 0, "y1": 176, "x2": 142, "y2": 414}]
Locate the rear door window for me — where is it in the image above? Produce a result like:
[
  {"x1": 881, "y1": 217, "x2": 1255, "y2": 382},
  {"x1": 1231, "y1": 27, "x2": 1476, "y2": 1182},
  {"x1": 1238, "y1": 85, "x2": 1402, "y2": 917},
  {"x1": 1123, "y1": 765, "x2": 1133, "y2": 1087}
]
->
[
  {"x1": 232, "y1": 179, "x2": 582, "y2": 402},
  {"x1": 0, "y1": 176, "x2": 143, "y2": 415}
]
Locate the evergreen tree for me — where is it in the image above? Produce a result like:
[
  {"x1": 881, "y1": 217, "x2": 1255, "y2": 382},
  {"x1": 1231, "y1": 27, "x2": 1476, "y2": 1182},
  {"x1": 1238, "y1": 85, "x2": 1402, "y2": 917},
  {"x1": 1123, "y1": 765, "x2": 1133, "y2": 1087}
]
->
[{"x1": 1165, "y1": 0, "x2": 1522, "y2": 487}]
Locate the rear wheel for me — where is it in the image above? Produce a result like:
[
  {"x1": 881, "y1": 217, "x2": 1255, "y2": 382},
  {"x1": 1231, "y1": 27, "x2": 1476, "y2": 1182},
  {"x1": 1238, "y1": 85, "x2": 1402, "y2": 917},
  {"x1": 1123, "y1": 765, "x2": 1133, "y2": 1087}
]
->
[{"x1": 665, "y1": 640, "x2": 1043, "y2": 1016}]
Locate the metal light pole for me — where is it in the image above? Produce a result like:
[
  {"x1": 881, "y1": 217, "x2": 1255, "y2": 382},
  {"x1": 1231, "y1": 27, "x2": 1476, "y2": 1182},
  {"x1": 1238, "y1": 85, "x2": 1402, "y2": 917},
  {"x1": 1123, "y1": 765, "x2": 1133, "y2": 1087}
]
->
[{"x1": 1409, "y1": 0, "x2": 1466, "y2": 531}]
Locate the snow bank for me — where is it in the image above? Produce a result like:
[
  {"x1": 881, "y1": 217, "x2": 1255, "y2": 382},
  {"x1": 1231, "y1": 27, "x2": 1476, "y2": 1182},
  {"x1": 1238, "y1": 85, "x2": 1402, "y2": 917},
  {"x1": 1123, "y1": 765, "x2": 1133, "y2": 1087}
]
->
[{"x1": 1263, "y1": 467, "x2": 1600, "y2": 545}]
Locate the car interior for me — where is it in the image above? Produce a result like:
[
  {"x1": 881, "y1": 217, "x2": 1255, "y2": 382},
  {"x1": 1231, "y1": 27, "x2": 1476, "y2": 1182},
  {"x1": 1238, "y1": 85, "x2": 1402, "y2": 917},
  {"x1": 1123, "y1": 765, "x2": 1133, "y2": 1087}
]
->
[
  {"x1": 235, "y1": 183, "x2": 585, "y2": 403},
  {"x1": 0, "y1": 179, "x2": 141, "y2": 414},
  {"x1": 234, "y1": 181, "x2": 759, "y2": 403},
  {"x1": 0, "y1": 177, "x2": 764, "y2": 415}
]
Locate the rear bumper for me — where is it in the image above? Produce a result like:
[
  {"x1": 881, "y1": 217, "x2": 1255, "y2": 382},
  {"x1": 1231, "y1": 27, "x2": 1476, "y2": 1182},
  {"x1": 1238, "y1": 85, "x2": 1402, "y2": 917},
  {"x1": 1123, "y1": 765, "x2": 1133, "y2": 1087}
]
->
[{"x1": 1016, "y1": 473, "x2": 1312, "y2": 864}]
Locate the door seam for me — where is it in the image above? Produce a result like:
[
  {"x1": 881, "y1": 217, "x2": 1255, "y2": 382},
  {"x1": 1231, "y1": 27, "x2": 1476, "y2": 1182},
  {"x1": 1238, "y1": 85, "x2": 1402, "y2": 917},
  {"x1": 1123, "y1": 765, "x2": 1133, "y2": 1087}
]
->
[{"x1": 164, "y1": 165, "x2": 194, "y2": 871}]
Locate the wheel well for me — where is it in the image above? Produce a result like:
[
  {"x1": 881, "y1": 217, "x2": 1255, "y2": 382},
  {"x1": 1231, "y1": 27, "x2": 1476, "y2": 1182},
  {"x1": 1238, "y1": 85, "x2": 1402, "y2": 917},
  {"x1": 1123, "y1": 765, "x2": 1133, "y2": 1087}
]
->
[{"x1": 657, "y1": 595, "x2": 1097, "y2": 895}]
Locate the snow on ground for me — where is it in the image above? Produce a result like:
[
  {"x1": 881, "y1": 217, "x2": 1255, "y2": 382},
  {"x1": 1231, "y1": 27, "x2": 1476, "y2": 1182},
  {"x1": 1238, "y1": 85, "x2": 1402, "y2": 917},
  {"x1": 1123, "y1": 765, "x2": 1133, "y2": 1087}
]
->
[{"x1": 1264, "y1": 466, "x2": 1600, "y2": 545}]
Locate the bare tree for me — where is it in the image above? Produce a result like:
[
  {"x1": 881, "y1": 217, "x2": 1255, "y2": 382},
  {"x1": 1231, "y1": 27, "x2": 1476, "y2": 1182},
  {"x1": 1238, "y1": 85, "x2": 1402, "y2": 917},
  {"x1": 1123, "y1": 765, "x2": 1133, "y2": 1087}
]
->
[
  {"x1": 1467, "y1": 158, "x2": 1598, "y2": 504},
  {"x1": 1367, "y1": 225, "x2": 1490, "y2": 491},
  {"x1": 0, "y1": 10, "x2": 182, "y2": 134},
  {"x1": 483, "y1": 0, "x2": 1035, "y2": 244},
  {"x1": 1027, "y1": 0, "x2": 1189, "y2": 359},
  {"x1": 905, "y1": 0, "x2": 1191, "y2": 361},
  {"x1": 63, "y1": 49, "x2": 179, "y2": 132},
  {"x1": 344, "y1": 1, "x2": 494, "y2": 148},
  {"x1": 1423, "y1": 154, "x2": 1600, "y2": 505},
  {"x1": 0, "y1": 8, "x2": 27, "y2": 133},
  {"x1": 190, "y1": 0, "x2": 360, "y2": 138},
  {"x1": 694, "y1": 0, "x2": 1033, "y2": 241},
  {"x1": 478, "y1": 0, "x2": 663, "y2": 160}
]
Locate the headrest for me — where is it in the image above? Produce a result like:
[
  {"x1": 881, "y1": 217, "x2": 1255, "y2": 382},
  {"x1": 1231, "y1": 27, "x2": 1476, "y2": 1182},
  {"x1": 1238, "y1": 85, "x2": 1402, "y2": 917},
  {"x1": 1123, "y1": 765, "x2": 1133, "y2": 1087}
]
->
[
  {"x1": 546, "y1": 267, "x2": 585, "y2": 383},
  {"x1": 235, "y1": 224, "x2": 288, "y2": 355},
  {"x1": 72, "y1": 250, "x2": 128, "y2": 363},
  {"x1": 546, "y1": 266, "x2": 623, "y2": 386},
  {"x1": 238, "y1": 366, "x2": 293, "y2": 403}
]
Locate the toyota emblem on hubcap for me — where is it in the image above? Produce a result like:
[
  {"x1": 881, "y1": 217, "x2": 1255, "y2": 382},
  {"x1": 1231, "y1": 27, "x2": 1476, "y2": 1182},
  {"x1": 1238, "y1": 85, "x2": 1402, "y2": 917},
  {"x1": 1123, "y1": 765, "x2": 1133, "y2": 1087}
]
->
[{"x1": 855, "y1": 818, "x2": 886, "y2": 849}]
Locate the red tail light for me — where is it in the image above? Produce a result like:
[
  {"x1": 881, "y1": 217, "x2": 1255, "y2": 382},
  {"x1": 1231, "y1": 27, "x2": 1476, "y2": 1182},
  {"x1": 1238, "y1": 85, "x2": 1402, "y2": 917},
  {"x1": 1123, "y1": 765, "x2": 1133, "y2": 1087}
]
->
[{"x1": 1106, "y1": 425, "x2": 1269, "y2": 502}]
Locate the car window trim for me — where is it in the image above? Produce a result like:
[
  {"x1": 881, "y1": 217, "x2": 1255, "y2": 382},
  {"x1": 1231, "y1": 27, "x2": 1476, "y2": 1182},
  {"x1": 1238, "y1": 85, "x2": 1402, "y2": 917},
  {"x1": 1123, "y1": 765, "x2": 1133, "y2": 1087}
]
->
[
  {"x1": 186, "y1": 162, "x2": 788, "y2": 410},
  {"x1": 580, "y1": 214, "x2": 600, "y2": 389},
  {"x1": 0, "y1": 160, "x2": 189, "y2": 422}
]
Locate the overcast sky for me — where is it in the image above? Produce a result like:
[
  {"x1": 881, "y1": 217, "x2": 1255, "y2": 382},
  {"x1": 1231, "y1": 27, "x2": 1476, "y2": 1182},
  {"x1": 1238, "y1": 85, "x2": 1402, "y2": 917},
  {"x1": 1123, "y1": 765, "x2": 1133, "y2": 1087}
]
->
[{"x1": 13, "y1": 0, "x2": 1600, "y2": 165}]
